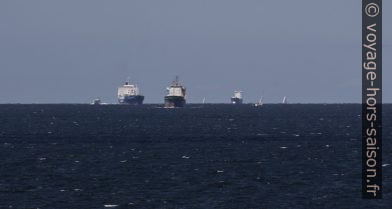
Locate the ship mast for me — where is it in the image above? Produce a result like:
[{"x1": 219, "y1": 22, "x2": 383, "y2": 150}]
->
[{"x1": 173, "y1": 76, "x2": 179, "y2": 86}]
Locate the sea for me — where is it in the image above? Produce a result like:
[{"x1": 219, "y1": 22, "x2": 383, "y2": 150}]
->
[{"x1": 0, "y1": 104, "x2": 391, "y2": 209}]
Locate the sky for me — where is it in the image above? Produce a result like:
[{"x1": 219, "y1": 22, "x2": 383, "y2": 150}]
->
[{"x1": 0, "y1": 0, "x2": 391, "y2": 104}]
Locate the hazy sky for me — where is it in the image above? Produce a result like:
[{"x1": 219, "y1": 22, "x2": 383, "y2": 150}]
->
[{"x1": 0, "y1": 0, "x2": 391, "y2": 103}]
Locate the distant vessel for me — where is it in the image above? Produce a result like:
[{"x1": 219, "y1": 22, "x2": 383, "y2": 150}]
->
[
  {"x1": 92, "y1": 98, "x2": 101, "y2": 105},
  {"x1": 202, "y1": 97, "x2": 206, "y2": 104},
  {"x1": 164, "y1": 76, "x2": 186, "y2": 108},
  {"x1": 254, "y1": 97, "x2": 263, "y2": 107},
  {"x1": 282, "y1": 96, "x2": 287, "y2": 104},
  {"x1": 117, "y1": 79, "x2": 144, "y2": 105},
  {"x1": 231, "y1": 91, "x2": 243, "y2": 104}
]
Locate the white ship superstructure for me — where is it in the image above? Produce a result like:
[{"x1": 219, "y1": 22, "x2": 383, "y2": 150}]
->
[
  {"x1": 231, "y1": 91, "x2": 243, "y2": 104},
  {"x1": 164, "y1": 76, "x2": 186, "y2": 107},
  {"x1": 117, "y1": 79, "x2": 144, "y2": 105}
]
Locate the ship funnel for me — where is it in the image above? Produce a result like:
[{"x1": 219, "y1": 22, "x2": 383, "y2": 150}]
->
[{"x1": 126, "y1": 76, "x2": 131, "y2": 85}]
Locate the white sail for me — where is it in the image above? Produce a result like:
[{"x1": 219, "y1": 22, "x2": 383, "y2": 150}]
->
[
  {"x1": 282, "y1": 96, "x2": 287, "y2": 104},
  {"x1": 254, "y1": 96, "x2": 263, "y2": 107},
  {"x1": 258, "y1": 97, "x2": 263, "y2": 105}
]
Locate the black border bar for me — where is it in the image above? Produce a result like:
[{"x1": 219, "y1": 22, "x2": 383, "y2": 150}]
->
[{"x1": 362, "y1": 0, "x2": 382, "y2": 199}]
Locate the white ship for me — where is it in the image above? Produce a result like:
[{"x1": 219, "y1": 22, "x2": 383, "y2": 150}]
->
[
  {"x1": 231, "y1": 91, "x2": 243, "y2": 104},
  {"x1": 91, "y1": 98, "x2": 102, "y2": 105},
  {"x1": 117, "y1": 79, "x2": 144, "y2": 105}
]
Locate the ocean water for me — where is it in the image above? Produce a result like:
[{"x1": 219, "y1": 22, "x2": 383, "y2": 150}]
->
[{"x1": 0, "y1": 104, "x2": 391, "y2": 209}]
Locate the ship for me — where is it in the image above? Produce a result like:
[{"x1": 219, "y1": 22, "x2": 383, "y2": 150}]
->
[
  {"x1": 91, "y1": 98, "x2": 101, "y2": 105},
  {"x1": 254, "y1": 97, "x2": 263, "y2": 107},
  {"x1": 164, "y1": 76, "x2": 186, "y2": 108},
  {"x1": 231, "y1": 91, "x2": 243, "y2": 104},
  {"x1": 117, "y1": 79, "x2": 144, "y2": 105}
]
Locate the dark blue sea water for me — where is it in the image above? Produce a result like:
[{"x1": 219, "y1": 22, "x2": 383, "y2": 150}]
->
[{"x1": 0, "y1": 104, "x2": 391, "y2": 209}]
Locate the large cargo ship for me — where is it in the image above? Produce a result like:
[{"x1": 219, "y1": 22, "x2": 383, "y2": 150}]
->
[
  {"x1": 117, "y1": 79, "x2": 144, "y2": 105},
  {"x1": 231, "y1": 91, "x2": 243, "y2": 104},
  {"x1": 164, "y1": 76, "x2": 186, "y2": 108}
]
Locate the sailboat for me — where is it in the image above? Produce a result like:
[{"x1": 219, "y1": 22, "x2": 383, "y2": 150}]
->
[
  {"x1": 254, "y1": 97, "x2": 263, "y2": 107},
  {"x1": 282, "y1": 96, "x2": 287, "y2": 104},
  {"x1": 202, "y1": 97, "x2": 206, "y2": 104}
]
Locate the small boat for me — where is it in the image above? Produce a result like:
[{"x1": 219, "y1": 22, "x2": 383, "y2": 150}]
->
[
  {"x1": 91, "y1": 98, "x2": 101, "y2": 105},
  {"x1": 282, "y1": 96, "x2": 287, "y2": 104},
  {"x1": 254, "y1": 97, "x2": 263, "y2": 107}
]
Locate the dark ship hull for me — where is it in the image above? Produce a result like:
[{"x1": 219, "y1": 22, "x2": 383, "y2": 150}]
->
[
  {"x1": 119, "y1": 95, "x2": 144, "y2": 105},
  {"x1": 231, "y1": 97, "x2": 243, "y2": 104},
  {"x1": 164, "y1": 96, "x2": 185, "y2": 108}
]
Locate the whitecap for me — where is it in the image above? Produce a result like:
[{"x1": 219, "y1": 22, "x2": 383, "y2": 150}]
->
[
  {"x1": 181, "y1": 156, "x2": 190, "y2": 159},
  {"x1": 120, "y1": 160, "x2": 127, "y2": 163},
  {"x1": 104, "y1": 205, "x2": 118, "y2": 208},
  {"x1": 3, "y1": 143, "x2": 12, "y2": 147},
  {"x1": 382, "y1": 164, "x2": 390, "y2": 167},
  {"x1": 217, "y1": 170, "x2": 224, "y2": 173},
  {"x1": 280, "y1": 146, "x2": 288, "y2": 149}
]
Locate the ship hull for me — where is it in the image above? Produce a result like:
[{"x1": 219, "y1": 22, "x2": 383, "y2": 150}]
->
[
  {"x1": 119, "y1": 95, "x2": 144, "y2": 105},
  {"x1": 164, "y1": 96, "x2": 185, "y2": 108},
  {"x1": 231, "y1": 98, "x2": 243, "y2": 104}
]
